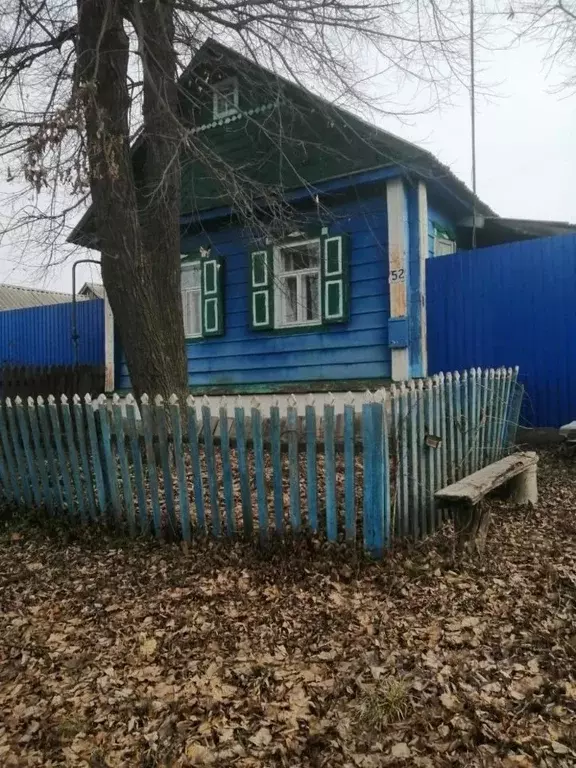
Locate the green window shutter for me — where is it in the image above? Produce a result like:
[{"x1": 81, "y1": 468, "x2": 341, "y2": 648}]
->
[
  {"x1": 201, "y1": 256, "x2": 224, "y2": 336},
  {"x1": 250, "y1": 247, "x2": 274, "y2": 330},
  {"x1": 321, "y1": 233, "x2": 349, "y2": 323}
]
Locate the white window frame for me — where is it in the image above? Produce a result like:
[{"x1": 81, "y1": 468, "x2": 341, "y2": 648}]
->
[
  {"x1": 212, "y1": 77, "x2": 239, "y2": 120},
  {"x1": 434, "y1": 234, "x2": 457, "y2": 256},
  {"x1": 274, "y1": 238, "x2": 322, "y2": 329},
  {"x1": 181, "y1": 261, "x2": 202, "y2": 339}
]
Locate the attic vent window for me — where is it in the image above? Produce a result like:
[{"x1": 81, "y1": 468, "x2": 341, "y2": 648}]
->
[{"x1": 213, "y1": 78, "x2": 239, "y2": 119}]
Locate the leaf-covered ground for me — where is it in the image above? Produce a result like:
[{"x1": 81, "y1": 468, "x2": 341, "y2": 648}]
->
[{"x1": 0, "y1": 451, "x2": 575, "y2": 768}]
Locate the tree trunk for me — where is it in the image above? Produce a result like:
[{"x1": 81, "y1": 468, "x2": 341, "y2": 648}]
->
[{"x1": 76, "y1": 0, "x2": 188, "y2": 401}]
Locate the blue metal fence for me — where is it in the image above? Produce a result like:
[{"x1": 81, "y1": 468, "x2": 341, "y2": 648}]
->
[
  {"x1": 0, "y1": 299, "x2": 104, "y2": 367},
  {"x1": 0, "y1": 367, "x2": 519, "y2": 556},
  {"x1": 426, "y1": 234, "x2": 576, "y2": 428}
]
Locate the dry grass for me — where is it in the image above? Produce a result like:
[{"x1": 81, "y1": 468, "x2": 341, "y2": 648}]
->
[{"x1": 355, "y1": 677, "x2": 411, "y2": 732}]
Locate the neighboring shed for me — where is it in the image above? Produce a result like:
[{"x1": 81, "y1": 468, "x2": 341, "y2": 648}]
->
[
  {"x1": 79, "y1": 282, "x2": 105, "y2": 300},
  {"x1": 0, "y1": 283, "x2": 72, "y2": 311}
]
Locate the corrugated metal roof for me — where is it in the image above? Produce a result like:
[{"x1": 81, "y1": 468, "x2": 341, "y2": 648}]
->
[{"x1": 0, "y1": 283, "x2": 73, "y2": 311}]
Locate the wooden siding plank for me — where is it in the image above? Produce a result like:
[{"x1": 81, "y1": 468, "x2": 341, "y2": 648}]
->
[
  {"x1": 462, "y1": 371, "x2": 470, "y2": 476},
  {"x1": 155, "y1": 397, "x2": 176, "y2": 536},
  {"x1": 305, "y1": 401, "x2": 318, "y2": 533},
  {"x1": 270, "y1": 403, "x2": 284, "y2": 534},
  {"x1": 287, "y1": 402, "x2": 301, "y2": 532},
  {"x1": 186, "y1": 399, "x2": 206, "y2": 535},
  {"x1": 97, "y1": 396, "x2": 121, "y2": 525},
  {"x1": 6, "y1": 398, "x2": 33, "y2": 507},
  {"x1": 219, "y1": 401, "x2": 235, "y2": 535},
  {"x1": 111, "y1": 395, "x2": 135, "y2": 535},
  {"x1": 27, "y1": 397, "x2": 53, "y2": 512},
  {"x1": 60, "y1": 395, "x2": 86, "y2": 523},
  {"x1": 125, "y1": 395, "x2": 148, "y2": 533},
  {"x1": 398, "y1": 383, "x2": 409, "y2": 537},
  {"x1": 251, "y1": 402, "x2": 268, "y2": 541},
  {"x1": 202, "y1": 399, "x2": 221, "y2": 537},
  {"x1": 454, "y1": 372, "x2": 464, "y2": 481},
  {"x1": 234, "y1": 401, "x2": 252, "y2": 536},
  {"x1": 408, "y1": 381, "x2": 419, "y2": 537},
  {"x1": 170, "y1": 397, "x2": 191, "y2": 542},
  {"x1": 72, "y1": 395, "x2": 97, "y2": 521},
  {"x1": 424, "y1": 379, "x2": 435, "y2": 534},
  {"x1": 416, "y1": 381, "x2": 427, "y2": 538},
  {"x1": 324, "y1": 399, "x2": 337, "y2": 542},
  {"x1": 14, "y1": 397, "x2": 41, "y2": 507},
  {"x1": 343, "y1": 400, "x2": 355, "y2": 542},
  {"x1": 0, "y1": 400, "x2": 21, "y2": 503},
  {"x1": 390, "y1": 384, "x2": 400, "y2": 537},
  {"x1": 84, "y1": 395, "x2": 106, "y2": 516},
  {"x1": 362, "y1": 400, "x2": 375, "y2": 555},
  {"x1": 141, "y1": 396, "x2": 162, "y2": 537}
]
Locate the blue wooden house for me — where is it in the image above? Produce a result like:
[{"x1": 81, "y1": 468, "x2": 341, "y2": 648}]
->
[{"x1": 70, "y1": 39, "x2": 576, "y2": 395}]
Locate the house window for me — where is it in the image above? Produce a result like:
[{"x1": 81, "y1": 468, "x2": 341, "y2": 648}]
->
[
  {"x1": 181, "y1": 262, "x2": 202, "y2": 338},
  {"x1": 181, "y1": 254, "x2": 225, "y2": 338},
  {"x1": 213, "y1": 78, "x2": 239, "y2": 120},
  {"x1": 250, "y1": 232, "x2": 349, "y2": 331},
  {"x1": 274, "y1": 240, "x2": 321, "y2": 328},
  {"x1": 434, "y1": 236, "x2": 457, "y2": 256}
]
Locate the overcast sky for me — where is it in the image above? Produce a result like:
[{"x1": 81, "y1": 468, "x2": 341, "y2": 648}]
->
[{"x1": 0, "y1": 34, "x2": 574, "y2": 294}]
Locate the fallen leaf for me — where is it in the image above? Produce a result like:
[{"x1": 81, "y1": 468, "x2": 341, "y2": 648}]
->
[
  {"x1": 440, "y1": 692, "x2": 461, "y2": 712},
  {"x1": 551, "y1": 741, "x2": 569, "y2": 755},
  {"x1": 139, "y1": 636, "x2": 157, "y2": 657},
  {"x1": 512, "y1": 675, "x2": 544, "y2": 696},
  {"x1": 185, "y1": 743, "x2": 214, "y2": 764},
  {"x1": 249, "y1": 727, "x2": 272, "y2": 747},
  {"x1": 391, "y1": 742, "x2": 411, "y2": 758}
]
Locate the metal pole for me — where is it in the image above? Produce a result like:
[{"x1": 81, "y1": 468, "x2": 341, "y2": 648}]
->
[
  {"x1": 470, "y1": 0, "x2": 477, "y2": 250},
  {"x1": 72, "y1": 258, "x2": 102, "y2": 375}
]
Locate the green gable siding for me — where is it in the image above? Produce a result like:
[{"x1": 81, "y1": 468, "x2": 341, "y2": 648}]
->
[
  {"x1": 179, "y1": 102, "x2": 409, "y2": 214},
  {"x1": 176, "y1": 46, "x2": 427, "y2": 215}
]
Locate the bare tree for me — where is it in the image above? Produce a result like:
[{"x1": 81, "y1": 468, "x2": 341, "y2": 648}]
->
[
  {"x1": 507, "y1": 0, "x2": 576, "y2": 90},
  {"x1": 0, "y1": 0, "x2": 470, "y2": 398}
]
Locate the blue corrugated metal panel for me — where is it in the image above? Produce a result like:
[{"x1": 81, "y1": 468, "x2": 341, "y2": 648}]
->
[
  {"x1": 0, "y1": 299, "x2": 104, "y2": 366},
  {"x1": 118, "y1": 195, "x2": 391, "y2": 389},
  {"x1": 426, "y1": 234, "x2": 576, "y2": 427}
]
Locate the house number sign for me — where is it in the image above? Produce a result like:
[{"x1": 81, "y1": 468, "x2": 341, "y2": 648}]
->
[{"x1": 389, "y1": 268, "x2": 406, "y2": 283}]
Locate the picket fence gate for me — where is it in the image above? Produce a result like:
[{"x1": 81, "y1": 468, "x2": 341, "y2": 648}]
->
[{"x1": 0, "y1": 367, "x2": 521, "y2": 557}]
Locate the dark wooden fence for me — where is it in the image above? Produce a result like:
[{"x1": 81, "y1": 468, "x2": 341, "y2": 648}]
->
[{"x1": 0, "y1": 365, "x2": 105, "y2": 401}]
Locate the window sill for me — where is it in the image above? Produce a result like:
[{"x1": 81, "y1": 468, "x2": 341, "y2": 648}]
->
[{"x1": 276, "y1": 320, "x2": 322, "y2": 331}]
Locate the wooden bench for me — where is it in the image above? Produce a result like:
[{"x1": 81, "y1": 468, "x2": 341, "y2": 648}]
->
[{"x1": 435, "y1": 452, "x2": 538, "y2": 555}]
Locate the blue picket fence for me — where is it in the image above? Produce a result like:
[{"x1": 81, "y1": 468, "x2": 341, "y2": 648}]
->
[{"x1": 0, "y1": 367, "x2": 521, "y2": 556}]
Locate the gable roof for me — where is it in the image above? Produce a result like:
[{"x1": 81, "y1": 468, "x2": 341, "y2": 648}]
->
[
  {"x1": 181, "y1": 39, "x2": 494, "y2": 217},
  {"x1": 0, "y1": 283, "x2": 72, "y2": 311},
  {"x1": 79, "y1": 282, "x2": 105, "y2": 299},
  {"x1": 69, "y1": 38, "x2": 575, "y2": 246}
]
